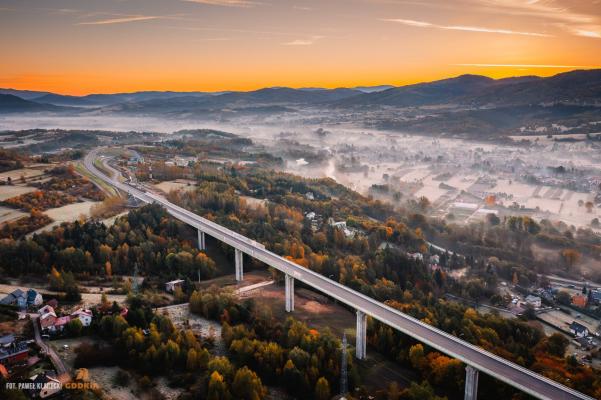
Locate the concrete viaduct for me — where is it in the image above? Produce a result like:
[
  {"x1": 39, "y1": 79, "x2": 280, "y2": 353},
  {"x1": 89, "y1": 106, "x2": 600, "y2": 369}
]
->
[{"x1": 84, "y1": 149, "x2": 594, "y2": 400}]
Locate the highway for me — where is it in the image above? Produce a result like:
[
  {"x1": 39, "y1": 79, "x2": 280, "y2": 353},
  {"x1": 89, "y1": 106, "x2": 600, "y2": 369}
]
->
[{"x1": 84, "y1": 149, "x2": 594, "y2": 400}]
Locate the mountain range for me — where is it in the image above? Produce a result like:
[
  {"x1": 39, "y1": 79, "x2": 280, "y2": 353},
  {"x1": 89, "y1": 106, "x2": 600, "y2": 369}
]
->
[{"x1": 1, "y1": 71, "x2": 600, "y2": 138}]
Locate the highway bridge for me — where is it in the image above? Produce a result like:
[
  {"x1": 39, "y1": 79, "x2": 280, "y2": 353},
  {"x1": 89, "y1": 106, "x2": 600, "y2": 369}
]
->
[{"x1": 83, "y1": 149, "x2": 594, "y2": 400}]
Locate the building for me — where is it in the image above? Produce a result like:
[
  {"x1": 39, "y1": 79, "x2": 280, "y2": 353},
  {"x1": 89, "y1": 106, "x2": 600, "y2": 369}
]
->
[
  {"x1": 0, "y1": 288, "x2": 42, "y2": 308},
  {"x1": 27, "y1": 289, "x2": 43, "y2": 307},
  {"x1": 51, "y1": 316, "x2": 71, "y2": 333},
  {"x1": 38, "y1": 305, "x2": 54, "y2": 315},
  {"x1": 165, "y1": 279, "x2": 185, "y2": 293},
  {"x1": 569, "y1": 321, "x2": 589, "y2": 338},
  {"x1": 525, "y1": 295, "x2": 542, "y2": 308},
  {"x1": 39, "y1": 309, "x2": 57, "y2": 331},
  {"x1": 71, "y1": 309, "x2": 93, "y2": 327},
  {"x1": 571, "y1": 294, "x2": 588, "y2": 308},
  {"x1": 0, "y1": 341, "x2": 28, "y2": 367},
  {"x1": 26, "y1": 373, "x2": 62, "y2": 399},
  {"x1": 305, "y1": 211, "x2": 316, "y2": 220},
  {"x1": 589, "y1": 289, "x2": 601, "y2": 305},
  {"x1": 0, "y1": 289, "x2": 27, "y2": 309},
  {"x1": 0, "y1": 334, "x2": 15, "y2": 347}
]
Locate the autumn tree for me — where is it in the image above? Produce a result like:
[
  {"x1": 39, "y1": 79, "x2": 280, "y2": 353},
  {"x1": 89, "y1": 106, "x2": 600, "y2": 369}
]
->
[
  {"x1": 207, "y1": 371, "x2": 230, "y2": 400},
  {"x1": 560, "y1": 249, "x2": 581, "y2": 270},
  {"x1": 314, "y1": 377, "x2": 331, "y2": 400},
  {"x1": 232, "y1": 366, "x2": 266, "y2": 400}
]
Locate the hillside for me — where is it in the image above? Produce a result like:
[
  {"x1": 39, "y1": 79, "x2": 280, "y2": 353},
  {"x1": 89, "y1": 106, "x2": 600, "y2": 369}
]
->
[{"x1": 0, "y1": 94, "x2": 65, "y2": 113}]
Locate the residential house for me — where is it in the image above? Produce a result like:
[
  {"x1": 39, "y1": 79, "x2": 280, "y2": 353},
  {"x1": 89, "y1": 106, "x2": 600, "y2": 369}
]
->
[
  {"x1": 38, "y1": 305, "x2": 54, "y2": 315},
  {"x1": 51, "y1": 316, "x2": 71, "y2": 333},
  {"x1": 525, "y1": 295, "x2": 542, "y2": 308},
  {"x1": 39, "y1": 310, "x2": 57, "y2": 331},
  {"x1": 27, "y1": 289, "x2": 43, "y2": 307},
  {"x1": 569, "y1": 321, "x2": 589, "y2": 338},
  {"x1": 27, "y1": 373, "x2": 62, "y2": 399},
  {"x1": 0, "y1": 334, "x2": 15, "y2": 347},
  {"x1": 165, "y1": 279, "x2": 185, "y2": 293},
  {"x1": 572, "y1": 294, "x2": 588, "y2": 308},
  {"x1": 0, "y1": 341, "x2": 28, "y2": 367},
  {"x1": 70, "y1": 309, "x2": 93, "y2": 327},
  {"x1": 0, "y1": 289, "x2": 27, "y2": 309}
]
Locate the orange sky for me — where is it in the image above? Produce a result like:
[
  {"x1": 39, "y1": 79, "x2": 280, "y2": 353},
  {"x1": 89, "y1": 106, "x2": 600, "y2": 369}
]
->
[{"x1": 1, "y1": 0, "x2": 600, "y2": 95}]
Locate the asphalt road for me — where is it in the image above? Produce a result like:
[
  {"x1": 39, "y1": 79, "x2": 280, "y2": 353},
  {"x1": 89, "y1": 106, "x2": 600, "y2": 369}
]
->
[{"x1": 84, "y1": 149, "x2": 594, "y2": 400}]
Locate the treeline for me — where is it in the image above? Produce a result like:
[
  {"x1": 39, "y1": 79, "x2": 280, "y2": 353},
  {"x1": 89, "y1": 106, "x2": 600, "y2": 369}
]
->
[
  {"x1": 429, "y1": 214, "x2": 601, "y2": 279},
  {"x1": 0, "y1": 148, "x2": 25, "y2": 173},
  {"x1": 0, "y1": 204, "x2": 218, "y2": 282},
  {"x1": 0, "y1": 210, "x2": 52, "y2": 240}
]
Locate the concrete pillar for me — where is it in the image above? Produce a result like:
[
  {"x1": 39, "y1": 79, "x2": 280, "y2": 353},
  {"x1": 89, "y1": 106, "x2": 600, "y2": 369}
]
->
[
  {"x1": 464, "y1": 365, "x2": 479, "y2": 400},
  {"x1": 197, "y1": 230, "x2": 206, "y2": 251},
  {"x1": 235, "y1": 249, "x2": 243, "y2": 282},
  {"x1": 355, "y1": 310, "x2": 367, "y2": 359},
  {"x1": 285, "y1": 274, "x2": 295, "y2": 312}
]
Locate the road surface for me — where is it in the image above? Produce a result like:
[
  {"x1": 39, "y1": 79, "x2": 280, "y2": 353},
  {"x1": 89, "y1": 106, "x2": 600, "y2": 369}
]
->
[
  {"x1": 32, "y1": 316, "x2": 69, "y2": 382},
  {"x1": 84, "y1": 148, "x2": 594, "y2": 400}
]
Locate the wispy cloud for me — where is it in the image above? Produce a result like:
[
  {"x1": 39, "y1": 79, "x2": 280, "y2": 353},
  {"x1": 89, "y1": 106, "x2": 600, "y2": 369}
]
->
[
  {"x1": 383, "y1": 18, "x2": 551, "y2": 37},
  {"x1": 571, "y1": 28, "x2": 601, "y2": 39},
  {"x1": 195, "y1": 37, "x2": 233, "y2": 41},
  {"x1": 283, "y1": 35, "x2": 324, "y2": 46},
  {"x1": 183, "y1": 0, "x2": 259, "y2": 7},
  {"x1": 77, "y1": 15, "x2": 162, "y2": 25},
  {"x1": 466, "y1": 0, "x2": 601, "y2": 39},
  {"x1": 454, "y1": 63, "x2": 599, "y2": 68}
]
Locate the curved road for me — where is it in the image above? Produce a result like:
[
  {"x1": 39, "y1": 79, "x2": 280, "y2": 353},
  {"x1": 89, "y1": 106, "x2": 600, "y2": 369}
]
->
[{"x1": 84, "y1": 148, "x2": 594, "y2": 400}]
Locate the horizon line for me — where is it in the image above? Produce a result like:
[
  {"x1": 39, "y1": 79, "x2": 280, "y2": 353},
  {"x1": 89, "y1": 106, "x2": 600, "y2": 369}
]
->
[{"x1": 3, "y1": 67, "x2": 599, "y2": 97}]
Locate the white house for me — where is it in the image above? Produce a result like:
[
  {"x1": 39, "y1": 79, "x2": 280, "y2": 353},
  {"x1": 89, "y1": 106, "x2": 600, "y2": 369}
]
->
[
  {"x1": 525, "y1": 295, "x2": 542, "y2": 308},
  {"x1": 165, "y1": 279, "x2": 185, "y2": 293},
  {"x1": 71, "y1": 309, "x2": 93, "y2": 327}
]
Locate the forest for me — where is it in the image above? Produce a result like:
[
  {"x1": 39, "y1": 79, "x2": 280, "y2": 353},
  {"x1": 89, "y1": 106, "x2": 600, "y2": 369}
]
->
[{"x1": 0, "y1": 161, "x2": 600, "y2": 397}]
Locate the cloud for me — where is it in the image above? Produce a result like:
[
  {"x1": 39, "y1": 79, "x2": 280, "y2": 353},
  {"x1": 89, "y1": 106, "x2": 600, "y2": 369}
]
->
[
  {"x1": 454, "y1": 63, "x2": 599, "y2": 68},
  {"x1": 283, "y1": 39, "x2": 314, "y2": 45},
  {"x1": 571, "y1": 28, "x2": 601, "y2": 39},
  {"x1": 466, "y1": 0, "x2": 601, "y2": 39},
  {"x1": 384, "y1": 18, "x2": 551, "y2": 37},
  {"x1": 389, "y1": 18, "x2": 433, "y2": 28},
  {"x1": 77, "y1": 15, "x2": 162, "y2": 25},
  {"x1": 283, "y1": 35, "x2": 324, "y2": 46},
  {"x1": 293, "y1": 6, "x2": 313, "y2": 11},
  {"x1": 183, "y1": 0, "x2": 259, "y2": 7}
]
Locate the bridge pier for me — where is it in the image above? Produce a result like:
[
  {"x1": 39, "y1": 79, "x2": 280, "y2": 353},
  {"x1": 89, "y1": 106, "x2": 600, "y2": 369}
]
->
[
  {"x1": 285, "y1": 274, "x2": 294, "y2": 312},
  {"x1": 464, "y1": 365, "x2": 479, "y2": 400},
  {"x1": 197, "y1": 230, "x2": 206, "y2": 251},
  {"x1": 355, "y1": 310, "x2": 367, "y2": 360},
  {"x1": 235, "y1": 249, "x2": 244, "y2": 282}
]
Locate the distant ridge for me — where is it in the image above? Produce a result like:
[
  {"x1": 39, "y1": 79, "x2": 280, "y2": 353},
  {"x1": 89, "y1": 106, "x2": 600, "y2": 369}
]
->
[
  {"x1": 0, "y1": 94, "x2": 68, "y2": 113},
  {"x1": 2, "y1": 69, "x2": 601, "y2": 113}
]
